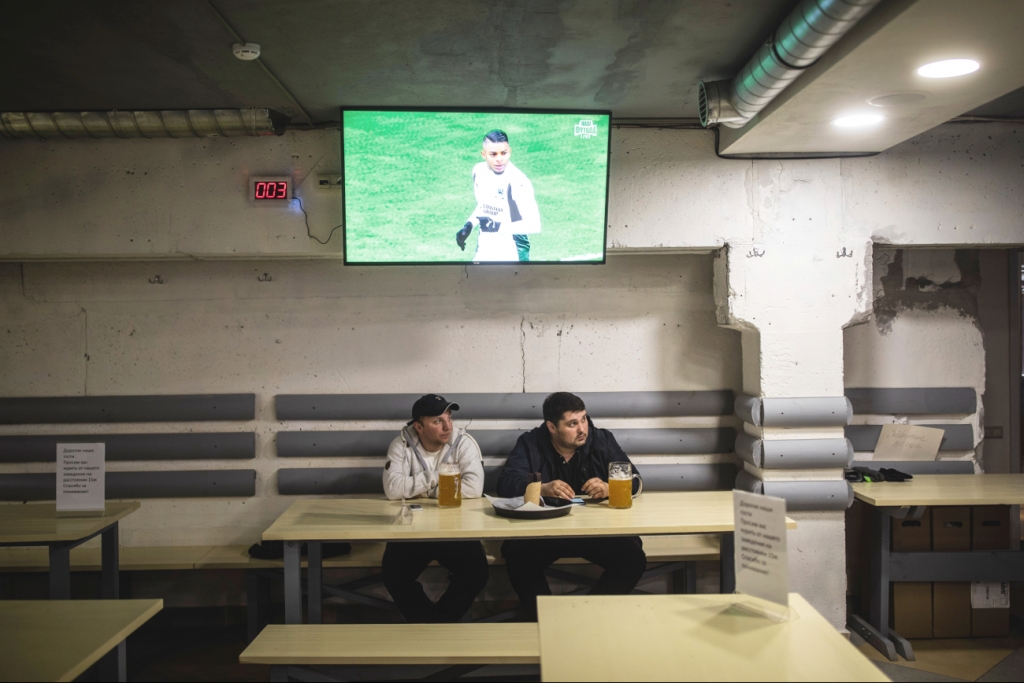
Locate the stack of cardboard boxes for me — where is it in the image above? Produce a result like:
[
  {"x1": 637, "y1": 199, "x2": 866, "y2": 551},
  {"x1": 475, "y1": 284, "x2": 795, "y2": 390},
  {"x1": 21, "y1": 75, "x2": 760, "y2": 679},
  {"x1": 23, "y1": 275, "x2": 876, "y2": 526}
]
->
[{"x1": 892, "y1": 505, "x2": 1011, "y2": 638}]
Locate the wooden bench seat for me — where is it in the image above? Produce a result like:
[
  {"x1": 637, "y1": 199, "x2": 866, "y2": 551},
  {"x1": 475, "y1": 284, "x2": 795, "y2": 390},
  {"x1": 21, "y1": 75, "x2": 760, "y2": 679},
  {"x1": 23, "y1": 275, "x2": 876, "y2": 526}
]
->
[
  {"x1": 0, "y1": 534, "x2": 719, "y2": 572},
  {"x1": 241, "y1": 622, "x2": 540, "y2": 666}
]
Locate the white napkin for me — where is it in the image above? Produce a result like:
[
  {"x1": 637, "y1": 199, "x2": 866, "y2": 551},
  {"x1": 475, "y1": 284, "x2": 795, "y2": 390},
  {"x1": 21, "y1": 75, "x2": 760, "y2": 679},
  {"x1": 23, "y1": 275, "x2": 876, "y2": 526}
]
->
[{"x1": 485, "y1": 494, "x2": 547, "y2": 512}]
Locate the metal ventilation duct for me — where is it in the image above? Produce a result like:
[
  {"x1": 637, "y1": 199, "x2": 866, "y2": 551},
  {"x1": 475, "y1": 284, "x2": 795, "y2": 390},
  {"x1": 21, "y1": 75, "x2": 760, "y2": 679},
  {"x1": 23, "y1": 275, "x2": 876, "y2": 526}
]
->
[
  {"x1": 699, "y1": 0, "x2": 881, "y2": 129},
  {"x1": 0, "y1": 108, "x2": 289, "y2": 140}
]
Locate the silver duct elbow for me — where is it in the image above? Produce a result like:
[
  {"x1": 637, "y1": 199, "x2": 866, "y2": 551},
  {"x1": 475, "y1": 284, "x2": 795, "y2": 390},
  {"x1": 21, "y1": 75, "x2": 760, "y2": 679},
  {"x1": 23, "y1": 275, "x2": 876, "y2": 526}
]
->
[
  {"x1": 0, "y1": 108, "x2": 290, "y2": 140},
  {"x1": 700, "y1": 0, "x2": 881, "y2": 129}
]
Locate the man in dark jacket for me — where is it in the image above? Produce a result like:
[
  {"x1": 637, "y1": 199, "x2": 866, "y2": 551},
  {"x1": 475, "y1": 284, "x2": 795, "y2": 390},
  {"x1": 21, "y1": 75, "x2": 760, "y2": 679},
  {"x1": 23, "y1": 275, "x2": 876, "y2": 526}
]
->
[{"x1": 496, "y1": 392, "x2": 646, "y2": 619}]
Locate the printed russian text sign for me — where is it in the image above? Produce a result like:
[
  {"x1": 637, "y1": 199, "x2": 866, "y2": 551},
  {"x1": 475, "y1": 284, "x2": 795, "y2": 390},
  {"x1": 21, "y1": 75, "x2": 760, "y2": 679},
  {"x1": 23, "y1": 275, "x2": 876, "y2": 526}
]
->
[
  {"x1": 733, "y1": 489, "x2": 789, "y2": 609},
  {"x1": 57, "y1": 443, "x2": 105, "y2": 516}
]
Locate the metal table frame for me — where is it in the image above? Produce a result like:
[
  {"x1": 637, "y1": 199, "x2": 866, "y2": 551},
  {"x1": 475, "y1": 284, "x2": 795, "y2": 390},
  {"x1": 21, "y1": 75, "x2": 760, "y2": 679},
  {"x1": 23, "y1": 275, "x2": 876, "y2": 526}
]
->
[
  {"x1": 0, "y1": 519, "x2": 121, "y2": 601},
  {"x1": 848, "y1": 504, "x2": 1024, "y2": 662},
  {"x1": 281, "y1": 532, "x2": 736, "y2": 625}
]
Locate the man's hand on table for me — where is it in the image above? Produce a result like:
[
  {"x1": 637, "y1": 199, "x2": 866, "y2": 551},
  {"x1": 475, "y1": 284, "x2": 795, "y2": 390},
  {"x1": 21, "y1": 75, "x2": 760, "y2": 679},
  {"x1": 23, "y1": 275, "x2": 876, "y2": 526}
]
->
[
  {"x1": 541, "y1": 480, "x2": 575, "y2": 500},
  {"x1": 581, "y1": 478, "x2": 608, "y2": 500}
]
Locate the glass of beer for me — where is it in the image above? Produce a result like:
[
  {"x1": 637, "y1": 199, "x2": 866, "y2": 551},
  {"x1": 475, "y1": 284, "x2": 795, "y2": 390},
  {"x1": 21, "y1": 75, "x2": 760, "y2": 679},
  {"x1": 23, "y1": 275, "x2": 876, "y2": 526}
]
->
[
  {"x1": 608, "y1": 462, "x2": 632, "y2": 509},
  {"x1": 438, "y1": 462, "x2": 462, "y2": 508}
]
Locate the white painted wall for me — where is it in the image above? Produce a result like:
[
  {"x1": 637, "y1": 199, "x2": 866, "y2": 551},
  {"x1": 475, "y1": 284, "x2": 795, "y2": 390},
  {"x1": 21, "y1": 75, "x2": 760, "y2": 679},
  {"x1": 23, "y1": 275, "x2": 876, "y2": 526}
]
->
[{"x1": 2, "y1": 121, "x2": 1023, "y2": 630}]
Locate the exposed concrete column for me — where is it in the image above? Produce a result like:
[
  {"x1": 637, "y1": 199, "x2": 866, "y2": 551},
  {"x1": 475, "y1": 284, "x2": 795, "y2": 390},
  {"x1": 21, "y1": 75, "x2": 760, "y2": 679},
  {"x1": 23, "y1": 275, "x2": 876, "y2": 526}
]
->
[{"x1": 715, "y1": 158, "x2": 872, "y2": 630}]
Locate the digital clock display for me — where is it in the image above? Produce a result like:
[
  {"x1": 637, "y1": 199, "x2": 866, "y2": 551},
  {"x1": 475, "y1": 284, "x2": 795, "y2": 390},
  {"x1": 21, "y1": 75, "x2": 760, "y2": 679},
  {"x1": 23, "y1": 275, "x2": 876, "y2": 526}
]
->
[
  {"x1": 254, "y1": 181, "x2": 288, "y2": 199},
  {"x1": 249, "y1": 176, "x2": 291, "y2": 204}
]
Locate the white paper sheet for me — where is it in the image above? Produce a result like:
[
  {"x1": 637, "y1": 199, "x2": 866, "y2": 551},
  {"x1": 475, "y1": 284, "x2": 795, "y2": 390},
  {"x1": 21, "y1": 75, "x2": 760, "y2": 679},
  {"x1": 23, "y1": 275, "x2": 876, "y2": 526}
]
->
[
  {"x1": 57, "y1": 443, "x2": 105, "y2": 515},
  {"x1": 733, "y1": 490, "x2": 789, "y2": 610},
  {"x1": 971, "y1": 582, "x2": 1010, "y2": 609},
  {"x1": 485, "y1": 494, "x2": 548, "y2": 512}
]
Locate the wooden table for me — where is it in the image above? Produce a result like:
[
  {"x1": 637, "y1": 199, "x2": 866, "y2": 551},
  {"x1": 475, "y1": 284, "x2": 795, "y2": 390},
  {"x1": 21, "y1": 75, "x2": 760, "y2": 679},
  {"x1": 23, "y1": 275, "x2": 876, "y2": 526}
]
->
[
  {"x1": 262, "y1": 492, "x2": 797, "y2": 624},
  {"x1": 0, "y1": 501, "x2": 139, "y2": 600},
  {"x1": 242, "y1": 622, "x2": 538, "y2": 680},
  {"x1": 0, "y1": 598, "x2": 162, "y2": 682},
  {"x1": 536, "y1": 593, "x2": 888, "y2": 682},
  {"x1": 849, "y1": 474, "x2": 1024, "y2": 662}
]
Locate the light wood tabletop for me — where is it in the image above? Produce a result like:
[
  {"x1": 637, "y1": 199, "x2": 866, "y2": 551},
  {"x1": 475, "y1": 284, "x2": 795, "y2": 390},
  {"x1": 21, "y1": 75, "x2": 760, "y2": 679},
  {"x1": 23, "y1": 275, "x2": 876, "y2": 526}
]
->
[
  {"x1": 536, "y1": 593, "x2": 888, "y2": 682},
  {"x1": 262, "y1": 492, "x2": 797, "y2": 542},
  {"x1": 240, "y1": 623, "x2": 540, "y2": 666},
  {"x1": 852, "y1": 473, "x2": 1024, "y2": 507},
  {"x1": 0, "y1": 502, "x2": 140, "y2": 544},
  {"x1": 0, "y1": 598, "x2": 163, "y2": 682}
]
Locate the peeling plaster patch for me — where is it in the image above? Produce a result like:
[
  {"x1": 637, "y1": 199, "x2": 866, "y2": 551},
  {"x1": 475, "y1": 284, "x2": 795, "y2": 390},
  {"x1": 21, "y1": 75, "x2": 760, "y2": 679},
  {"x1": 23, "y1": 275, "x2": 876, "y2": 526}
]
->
[
  {"x1": 594, "y1": 0, "x2": 681, "y2": 105},
  {"x1": 873, "y1": 248, "x2": 980, "y2": 335}
]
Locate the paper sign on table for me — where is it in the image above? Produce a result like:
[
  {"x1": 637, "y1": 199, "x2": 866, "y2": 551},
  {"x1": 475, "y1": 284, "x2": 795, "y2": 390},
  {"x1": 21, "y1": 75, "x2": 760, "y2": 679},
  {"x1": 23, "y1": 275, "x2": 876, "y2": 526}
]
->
[
  {"x1": 733, "y1": 489, "x2": 789, "y2": 611},
  {"x1": 971, "y1": 582, "x2": 1010, "y2": 609},
  {"x1": 56, "y1": 443, "x2": 105, "y2": 516},
  {"x1": 872, "y1": 424, "x2": 944, "y2": 461}
]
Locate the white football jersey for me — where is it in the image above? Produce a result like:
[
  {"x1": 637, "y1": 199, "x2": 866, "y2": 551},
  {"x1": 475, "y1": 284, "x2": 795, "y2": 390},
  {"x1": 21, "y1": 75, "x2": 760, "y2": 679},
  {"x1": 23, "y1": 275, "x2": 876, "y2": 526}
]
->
[{"x1": 466, "y1": 161, "x2": 541, "y2": 235}]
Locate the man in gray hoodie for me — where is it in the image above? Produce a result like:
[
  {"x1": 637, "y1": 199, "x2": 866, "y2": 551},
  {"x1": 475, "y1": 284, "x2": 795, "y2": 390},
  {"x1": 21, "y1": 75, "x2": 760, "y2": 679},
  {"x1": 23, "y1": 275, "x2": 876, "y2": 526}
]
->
[{"x1": 381, "y1": 394, "x2": 488, "y2": 622}]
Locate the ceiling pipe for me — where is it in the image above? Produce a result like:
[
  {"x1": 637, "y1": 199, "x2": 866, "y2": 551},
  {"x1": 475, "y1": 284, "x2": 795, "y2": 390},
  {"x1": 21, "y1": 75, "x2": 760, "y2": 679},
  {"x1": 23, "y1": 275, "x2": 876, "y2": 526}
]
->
[
  {"x1": 0, "y1": 108, "x2": 290, "y2": 140},
  {"x1": 699, "y1": 0, "x2": 882, "y2": 129}
]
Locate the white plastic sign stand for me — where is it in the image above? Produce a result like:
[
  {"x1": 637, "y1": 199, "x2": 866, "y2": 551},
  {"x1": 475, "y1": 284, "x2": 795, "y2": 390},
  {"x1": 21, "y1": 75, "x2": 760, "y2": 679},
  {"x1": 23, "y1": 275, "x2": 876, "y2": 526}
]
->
[
  {"x1": 56, "y1": 443, "x2": 105, "y2": 517},
  {"x1": 733, "y1": 489, "x2": 792, "y2": 621}
]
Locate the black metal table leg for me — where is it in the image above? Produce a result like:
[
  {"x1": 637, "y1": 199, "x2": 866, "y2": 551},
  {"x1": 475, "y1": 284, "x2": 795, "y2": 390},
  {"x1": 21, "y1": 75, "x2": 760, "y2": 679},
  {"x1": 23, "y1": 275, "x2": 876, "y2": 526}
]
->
[
  {"x1": 307, "y1": 541, "x2": 322, "y2": 625},
  {"x1": 720, "y1": 532, "x2": 735, "y2": 594},
  {"x1": 101, "y1": 522, "x2": 120, "y2": 599},
  {"x1": 284, "y1": 541, "x2": 303, "y2": 624},
  {"x1": 97, "y1": 640, "x2": 126, "y2": 681},
  {"x1": 48, "y1": 543, "x2": 72, "y2": 600}
]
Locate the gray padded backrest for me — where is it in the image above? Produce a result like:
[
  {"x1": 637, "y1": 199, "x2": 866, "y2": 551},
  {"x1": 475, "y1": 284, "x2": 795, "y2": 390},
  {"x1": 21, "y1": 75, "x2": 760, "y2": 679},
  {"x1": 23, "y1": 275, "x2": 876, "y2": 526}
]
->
[
  {"x1": 0, "y1": 470, "x2": 256, "y2": 501},
  {"x1": 735, "y1": 433, "x2": 853, "y2": 469},
  {"x1": 845, "y1": 388, "x2": 976, "y2": 415},
  {"x1": 735, "y1": 470, "x2": 853, "y2": 511},
  {"x1": 275, "y1": 391, "x2": 734, "y2": 420},
  {"x1": 276, "y1": 427, "x2": 737, "y2": 458},
  {"x1": 845, "y1": 424, "x2": 974, "y2": 451},
  {"x1": 0, "y1": 394, "x2": 255, "y2": 424},
  {"x1": 0, "y1": 433, "x2": 255, "y2": 463}
]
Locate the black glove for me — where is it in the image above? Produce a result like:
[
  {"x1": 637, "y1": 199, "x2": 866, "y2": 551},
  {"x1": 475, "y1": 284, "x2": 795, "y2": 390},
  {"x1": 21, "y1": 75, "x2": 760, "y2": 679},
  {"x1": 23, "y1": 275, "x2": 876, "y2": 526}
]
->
[
  {"x1": 478, "y1": 216, "x2": 501, "y2": 233},
  {"x1": 455, "y1": 221, "x2": 473, "y2": 251},
  {"x1": 879, "y1": 467, "x2": 913, "y2": 482}
]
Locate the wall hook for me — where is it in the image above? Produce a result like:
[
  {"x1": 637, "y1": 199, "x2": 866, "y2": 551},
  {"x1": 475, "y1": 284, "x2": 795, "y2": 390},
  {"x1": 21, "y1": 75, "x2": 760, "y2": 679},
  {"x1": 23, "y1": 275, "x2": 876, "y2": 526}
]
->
[
  {"x1": 148, "y1": 275, "x2": 164, "y2": 284},
  {"x1": 836, "y1": 247, "x2": 853, "y2": 258},
  {"x1": 257, "y1": 273, "x2": 273, "y2": 282},
  {"x1": 746, "y1": 248, "x2": 765, "y2": 258}
]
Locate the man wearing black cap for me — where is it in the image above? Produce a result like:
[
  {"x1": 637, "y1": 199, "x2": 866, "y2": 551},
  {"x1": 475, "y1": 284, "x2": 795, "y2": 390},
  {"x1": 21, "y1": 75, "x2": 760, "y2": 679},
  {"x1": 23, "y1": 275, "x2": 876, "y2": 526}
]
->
[
  {"x1": 381, "y1": 395, "x2": 488, "y2": 622},
  {"x1": 497, "y1": 392, "x2": 646, "y2": 619}
]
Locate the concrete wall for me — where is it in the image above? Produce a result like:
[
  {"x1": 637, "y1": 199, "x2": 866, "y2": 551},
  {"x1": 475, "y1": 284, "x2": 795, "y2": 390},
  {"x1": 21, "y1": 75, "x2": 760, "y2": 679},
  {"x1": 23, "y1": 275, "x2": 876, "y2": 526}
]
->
[
  {"x1": 0, "y1": 254, "x2": 740, "y2": 546},
  {"x1": 2, "y1": 121, "x2": 1023, "y2": 629}
]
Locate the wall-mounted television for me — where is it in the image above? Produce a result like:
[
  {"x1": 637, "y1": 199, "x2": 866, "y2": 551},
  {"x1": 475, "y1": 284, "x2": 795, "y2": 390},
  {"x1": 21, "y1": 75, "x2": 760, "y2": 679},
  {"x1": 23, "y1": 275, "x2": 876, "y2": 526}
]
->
[{"x1": 342, "y1": 108, "x2": 610, "y2": 265}]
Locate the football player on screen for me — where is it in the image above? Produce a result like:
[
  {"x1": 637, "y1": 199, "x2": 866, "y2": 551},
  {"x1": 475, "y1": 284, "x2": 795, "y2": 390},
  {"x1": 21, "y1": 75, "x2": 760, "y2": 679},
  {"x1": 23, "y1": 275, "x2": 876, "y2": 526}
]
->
[{"x1": 455, "y1": 130, "x2": 541, "y2": 262}]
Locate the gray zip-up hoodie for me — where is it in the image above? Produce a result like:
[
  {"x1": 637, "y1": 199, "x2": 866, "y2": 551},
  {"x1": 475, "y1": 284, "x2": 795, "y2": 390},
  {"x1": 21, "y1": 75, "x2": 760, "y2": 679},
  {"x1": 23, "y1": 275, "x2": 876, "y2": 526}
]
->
[{"x1": 383, "y1": 425, "x2": 484, "y2": 500}]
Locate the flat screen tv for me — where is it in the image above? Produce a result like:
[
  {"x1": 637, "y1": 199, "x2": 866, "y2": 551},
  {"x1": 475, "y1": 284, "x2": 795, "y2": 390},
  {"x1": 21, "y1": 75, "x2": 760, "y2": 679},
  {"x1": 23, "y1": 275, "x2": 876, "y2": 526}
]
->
[{"x1": 342, "y1": 108, "x2": 611, "y2": 265}]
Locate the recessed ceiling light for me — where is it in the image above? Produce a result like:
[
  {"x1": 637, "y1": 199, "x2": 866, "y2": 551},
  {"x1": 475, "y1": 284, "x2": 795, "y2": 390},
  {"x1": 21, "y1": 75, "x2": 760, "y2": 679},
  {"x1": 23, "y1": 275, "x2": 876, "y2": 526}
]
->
[
  {"x1": 917, "y1": 59, "x2": 980, "y2": 79},
  {"x1": 832, "y1": 113, "x2": 885, "y2": 129},
  {"x1": 869, "y1": 92, "x2": 929, "y2": 107}
]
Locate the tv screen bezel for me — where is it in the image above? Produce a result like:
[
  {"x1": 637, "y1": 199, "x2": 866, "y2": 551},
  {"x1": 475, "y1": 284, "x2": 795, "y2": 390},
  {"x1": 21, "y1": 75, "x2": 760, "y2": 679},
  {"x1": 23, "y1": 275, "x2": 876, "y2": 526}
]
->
[{"x1": 340, "y1": 106, "x2": 612, "y2": 266}]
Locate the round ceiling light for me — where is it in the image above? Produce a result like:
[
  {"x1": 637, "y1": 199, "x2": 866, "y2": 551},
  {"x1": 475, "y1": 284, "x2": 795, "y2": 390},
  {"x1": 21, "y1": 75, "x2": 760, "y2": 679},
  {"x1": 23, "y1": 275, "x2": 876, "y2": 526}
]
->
[
  {"x1": 832, "y1": 113, "x2": 886, "y2": 129},
  {"x1": 869, "y1": 92, "x2": 929, "y2": 107},
  {"x1": 917, "y1": 59, "x2": 980, "y2": 78}
]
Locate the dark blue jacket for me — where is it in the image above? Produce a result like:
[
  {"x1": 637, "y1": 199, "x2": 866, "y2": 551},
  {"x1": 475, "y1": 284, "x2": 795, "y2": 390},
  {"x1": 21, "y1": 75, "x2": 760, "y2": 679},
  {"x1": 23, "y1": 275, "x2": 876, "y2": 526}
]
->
[{"x1": 496, "y1": 417, "x2": 641, "y2": 498}]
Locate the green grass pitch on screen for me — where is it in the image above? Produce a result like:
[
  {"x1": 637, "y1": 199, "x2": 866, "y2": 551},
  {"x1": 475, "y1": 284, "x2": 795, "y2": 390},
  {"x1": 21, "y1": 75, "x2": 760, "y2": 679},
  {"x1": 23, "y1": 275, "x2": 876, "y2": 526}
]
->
[{"x1": 342, "y1": 110, "x2": 610, "y2": 264}]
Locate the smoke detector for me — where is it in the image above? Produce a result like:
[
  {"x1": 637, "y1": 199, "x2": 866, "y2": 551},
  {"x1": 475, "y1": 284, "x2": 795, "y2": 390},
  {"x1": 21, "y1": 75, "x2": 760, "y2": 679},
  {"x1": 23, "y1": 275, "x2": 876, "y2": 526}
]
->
[{"x1": 232, "y1": 42, "x2": 261, "y2": 60}]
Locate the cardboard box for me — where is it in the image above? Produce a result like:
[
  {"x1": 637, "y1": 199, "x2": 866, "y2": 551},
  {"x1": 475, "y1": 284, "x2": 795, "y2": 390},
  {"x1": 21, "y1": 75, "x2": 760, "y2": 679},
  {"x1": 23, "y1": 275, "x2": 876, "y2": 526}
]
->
[
  {"x1": 972, "y1": 608, "x2": 1010, "y2": 636},
  {"x1": 933, "y1": 582, "x2": 972, "y2": 638},
  {"x1": 892, "y1": 582, "x2": 932, "y2": 639},
  {"x1": 893, "y1": 512, "x2": 932, "y2": 552},
  {"x1": 972, "y1": 506, "x2": 1011, "y2": 550},
  {"x1": 932, "y1": 507, "x2": 971, "y2": 551}
]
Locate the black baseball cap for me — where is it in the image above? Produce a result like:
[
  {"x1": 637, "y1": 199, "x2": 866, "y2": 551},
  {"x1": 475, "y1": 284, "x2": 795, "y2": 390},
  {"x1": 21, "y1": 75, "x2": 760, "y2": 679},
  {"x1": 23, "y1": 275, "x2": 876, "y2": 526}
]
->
[{"x1": 408, "y1": 394, "x2": 460, "y2": 425}]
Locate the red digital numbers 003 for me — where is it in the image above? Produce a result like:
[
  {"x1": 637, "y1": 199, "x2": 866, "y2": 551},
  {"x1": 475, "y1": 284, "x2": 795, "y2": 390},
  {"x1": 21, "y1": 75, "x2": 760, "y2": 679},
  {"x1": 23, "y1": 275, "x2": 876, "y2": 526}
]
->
[{"x1": 254, "y1": 181, "x2": 288, "y2": 200}]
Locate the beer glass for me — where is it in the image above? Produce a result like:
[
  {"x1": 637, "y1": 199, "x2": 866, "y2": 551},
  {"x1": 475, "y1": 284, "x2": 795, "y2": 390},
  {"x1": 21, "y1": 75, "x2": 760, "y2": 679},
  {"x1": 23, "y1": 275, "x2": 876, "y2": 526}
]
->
[
  {"x1": 608, "y1": 462, "x2": 632, "y2": 509},
  {"x1": 438, "y1": 462, "x2": 462, "y2": 508}
]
